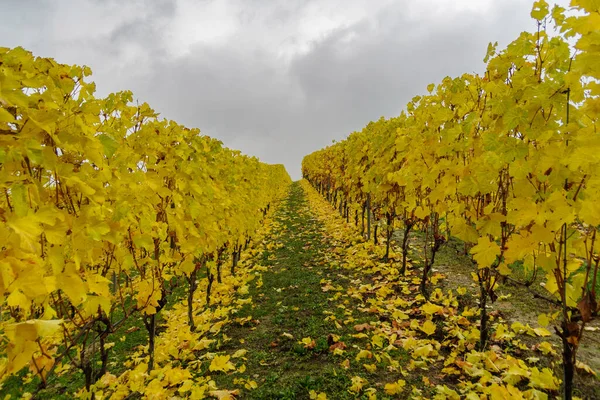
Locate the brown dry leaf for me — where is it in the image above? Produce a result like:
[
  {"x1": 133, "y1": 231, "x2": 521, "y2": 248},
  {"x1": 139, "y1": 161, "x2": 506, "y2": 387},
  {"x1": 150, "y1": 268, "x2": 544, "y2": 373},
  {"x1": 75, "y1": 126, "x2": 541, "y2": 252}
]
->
[
  {"x1": 354, "y1": 323, "x2": 373, "y2": 332},
  {"x1": 577, "y1": 293, "x2": 595, "y2": 323},
  {"x1": 322, "y1": 283, "x2": 335, "y2": 292},
  {"x1": 329, "y1": 342, "x2": 347, "y2": 352}
]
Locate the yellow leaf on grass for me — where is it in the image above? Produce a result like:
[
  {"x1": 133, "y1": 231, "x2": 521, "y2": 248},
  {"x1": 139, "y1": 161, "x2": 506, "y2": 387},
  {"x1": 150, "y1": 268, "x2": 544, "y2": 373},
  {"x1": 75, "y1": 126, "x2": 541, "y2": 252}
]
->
[
  {"x1": 209, "y1": 355, "x2": 236, "y2": 372},
  {"x1": 309, "y1": 390, "x2": 327, "y2": 400},
  {"x1": 412, "y1": 344, "x2": 436, "y2": 359},
  {"x1": 392, "y1": 310, "x2": 409, "y2": 320},
  {"x1": 421, "y1": 302, "x2": 443, "y2": 315},
  {"x1": 384, "y1": 379, "x2": 406, "y2": 395},
  {"x1": 529, "y1": 367, "x2": 559, "y2": 390},
  {"x1": 209, "y1": 389, "x2": 240, "y2": 400},
  {"x1": 420, "y1": 320, "x2": 436, "y2": 336},
  {"x1": 575, "y1": 360, "x2": 597, "y2": 376},
  {"x1": 299, "y1": 337, "x2": 316, "y2": 349},
  {"x1": 533, "y1": 327, "x2": 551, "y2": 337},
  {"x1": 494, "y1": 323, "x2": 514, "y2": 341},
  {"x1": 332, "y1": 347, "x2": 345, "y2": 356},
  {"x1": 245, "y1": 380, "x2": 258, "y2": 389},
  {"x1": 232, "y1": 349, "x2": 247, "y2": 358},
  {"x1": 194, "y1": 339, "x2": 215, "y2": 351},
  {"x1": 349, "y1": 376, "x2": 367, "y2": 393},
  {"x1": 537, "y1": 341, "x2": 556, "y2": 355},
  {"x1": 371, "y1": 334, "x2": 385, "y2": 348},
  {"x1": 356, "y1": 349, "x2": 372, "y2": 361},
  {"x1": 363, "y1": 363, "x2": 377, "y2": 373},
  {"x1": 435, "y1": 385, "x2": 460, "y2": 399}
]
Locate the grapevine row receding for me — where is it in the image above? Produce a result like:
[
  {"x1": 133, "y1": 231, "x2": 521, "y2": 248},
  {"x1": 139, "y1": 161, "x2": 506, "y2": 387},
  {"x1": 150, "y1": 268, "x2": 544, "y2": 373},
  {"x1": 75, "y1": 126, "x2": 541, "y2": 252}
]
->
[
  {"x1": 0, "y1": 46, "x2": 290, "y2": 391},
  {"x1": 302, "y1": 2, "x2": 599, "y2": 399}
]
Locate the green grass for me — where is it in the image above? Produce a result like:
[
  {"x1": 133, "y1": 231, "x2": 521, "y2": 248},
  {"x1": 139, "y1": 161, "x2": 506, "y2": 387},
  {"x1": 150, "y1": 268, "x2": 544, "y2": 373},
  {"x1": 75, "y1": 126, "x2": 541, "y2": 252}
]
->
[{"x1": 209, "y1": 182, "x2": 403, "y2": 399}]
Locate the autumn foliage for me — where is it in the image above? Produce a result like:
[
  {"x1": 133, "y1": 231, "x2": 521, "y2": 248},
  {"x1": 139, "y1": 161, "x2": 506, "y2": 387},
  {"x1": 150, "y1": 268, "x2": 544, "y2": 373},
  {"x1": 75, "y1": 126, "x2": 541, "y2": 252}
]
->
[
  {"x1": 302, "y1": 1, "x2": 599, "y2": 398},
  {"x1": 0, "y1": 45, "x2": 290, "y2": 395}
]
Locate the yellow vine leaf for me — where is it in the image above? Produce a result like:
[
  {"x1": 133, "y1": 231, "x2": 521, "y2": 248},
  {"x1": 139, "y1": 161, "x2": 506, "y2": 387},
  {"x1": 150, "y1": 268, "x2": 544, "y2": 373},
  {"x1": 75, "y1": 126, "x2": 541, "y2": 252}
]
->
[
  {"x1": 309, "y1": 390, "x2": 328, "y2": 400},
  {"x1": 384, "y1": 379, "x2": 406, "y2": 395},
  {"x1": 209, "y1": 389, "x2": 240, "y2": 400},
  {"x1": 363, "y1": 363, "x2": 377, "y2": 373},
  {"x1": 529, "y1": 368, "x2": 559, "y2": 390},
  {"x1": 470, "y1": 237, "x2": 501, "y2": 269},
  {"x1": 420, "y1": 320, "x2": 437, "y2": 336},
  {"x1": 421, "y1": 302, "x2": 443, "y2": 316},
  {"x1": 349, "y1": 376, "x2": 367, "y2": 393},
  {"x1": 209, "y1": 355, "x2": 236, "y2": 372}
]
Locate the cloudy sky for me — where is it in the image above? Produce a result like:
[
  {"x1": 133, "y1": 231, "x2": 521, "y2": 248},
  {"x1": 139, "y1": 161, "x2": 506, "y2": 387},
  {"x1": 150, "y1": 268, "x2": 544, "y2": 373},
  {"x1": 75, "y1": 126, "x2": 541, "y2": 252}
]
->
[{"x1": 2, "y1": 0, "x2": 568, "y2": 179}]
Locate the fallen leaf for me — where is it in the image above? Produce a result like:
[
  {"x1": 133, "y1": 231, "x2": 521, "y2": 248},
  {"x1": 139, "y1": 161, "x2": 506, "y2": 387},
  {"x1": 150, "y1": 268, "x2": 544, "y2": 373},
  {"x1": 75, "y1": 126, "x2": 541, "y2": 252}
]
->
[
  {"x1": 329, "y1": 342, "x2": 347, "y2": 352},
  {"x1": 354, "y1": 323, "x2": 373, "y2": 332},
  {"x1": 209, "y1": 389, "x2": 240, "y2": 399}
]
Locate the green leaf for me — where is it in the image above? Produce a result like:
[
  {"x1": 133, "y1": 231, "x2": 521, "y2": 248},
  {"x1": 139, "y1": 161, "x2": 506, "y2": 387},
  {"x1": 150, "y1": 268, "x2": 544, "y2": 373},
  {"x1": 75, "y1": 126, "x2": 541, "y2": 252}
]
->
[{"x1": 98, "y1": 133, "x2": 119, "y2": 158}]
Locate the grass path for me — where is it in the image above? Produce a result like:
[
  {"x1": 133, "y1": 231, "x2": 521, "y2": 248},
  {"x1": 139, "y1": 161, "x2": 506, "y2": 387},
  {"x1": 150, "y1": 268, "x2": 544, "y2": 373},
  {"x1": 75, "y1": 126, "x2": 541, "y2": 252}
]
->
[{"x1": 213, "y1": 181, "x2": 389, "y2": 399}]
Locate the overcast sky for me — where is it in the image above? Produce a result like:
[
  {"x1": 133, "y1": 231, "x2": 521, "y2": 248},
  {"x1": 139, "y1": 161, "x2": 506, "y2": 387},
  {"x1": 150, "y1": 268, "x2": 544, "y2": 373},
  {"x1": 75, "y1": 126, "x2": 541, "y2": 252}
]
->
[{"x1": 2, "y1": 0, "x2": 568, "y2": 179}]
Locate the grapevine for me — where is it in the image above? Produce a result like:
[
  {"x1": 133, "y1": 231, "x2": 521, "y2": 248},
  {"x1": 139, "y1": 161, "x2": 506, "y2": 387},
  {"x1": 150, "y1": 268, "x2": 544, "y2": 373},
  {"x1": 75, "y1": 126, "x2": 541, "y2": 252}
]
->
[
  {"x1": 0, "y1": 45, "x2": 290, "y2": 394},
  {"x1": 302, "y1": 2, "x2": 599, "y2": 398}
]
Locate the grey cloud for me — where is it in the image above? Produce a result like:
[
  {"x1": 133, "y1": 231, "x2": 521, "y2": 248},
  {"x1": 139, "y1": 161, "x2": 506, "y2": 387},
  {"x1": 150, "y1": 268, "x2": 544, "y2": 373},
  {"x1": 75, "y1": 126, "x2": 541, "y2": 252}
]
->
[
  {"x1": 275, "y1": 0, "x2": 537, "y2": 172},
  {"x1": 2, "y1": 0, "x2": 562, "y2": 179}
]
